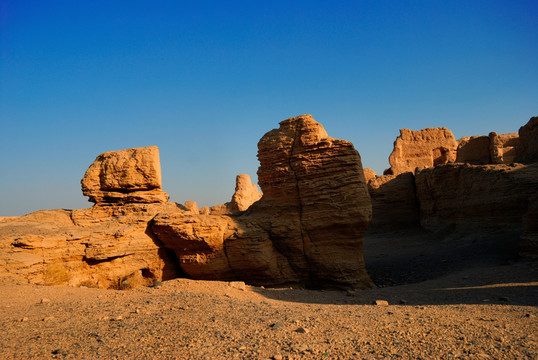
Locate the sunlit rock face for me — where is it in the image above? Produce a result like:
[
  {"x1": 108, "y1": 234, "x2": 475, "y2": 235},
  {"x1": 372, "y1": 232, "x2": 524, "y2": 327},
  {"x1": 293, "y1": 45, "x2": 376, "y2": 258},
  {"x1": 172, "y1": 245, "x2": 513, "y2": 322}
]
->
[
  {"x1": 387, "y1": 127, "x2": 458, "y2": 175},
  {"x1": 81, "y1": 146, "x2": 169, "y2": 204},
  {"x1": 152, "y1": 115, "x2": 374, "y2": 289}
]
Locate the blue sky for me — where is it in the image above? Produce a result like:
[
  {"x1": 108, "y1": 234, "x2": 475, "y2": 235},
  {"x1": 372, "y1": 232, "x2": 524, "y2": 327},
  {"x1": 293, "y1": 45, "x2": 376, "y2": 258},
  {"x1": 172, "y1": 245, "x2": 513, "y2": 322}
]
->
[{"x1": 1, "y1": 1, "x2": 537, "y2": 215}]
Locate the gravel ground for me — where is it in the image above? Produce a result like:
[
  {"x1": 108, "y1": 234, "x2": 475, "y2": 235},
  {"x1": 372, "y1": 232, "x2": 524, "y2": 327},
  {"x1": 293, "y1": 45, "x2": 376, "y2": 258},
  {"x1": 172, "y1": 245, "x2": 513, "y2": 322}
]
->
[{"x1": 1, "y1": 229, "x2": 537, "y2": 359}]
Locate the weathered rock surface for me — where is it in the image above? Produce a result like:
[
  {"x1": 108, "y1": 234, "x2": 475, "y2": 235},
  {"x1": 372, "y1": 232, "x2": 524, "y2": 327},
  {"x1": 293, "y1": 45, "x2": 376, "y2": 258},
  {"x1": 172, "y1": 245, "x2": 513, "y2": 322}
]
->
[
  {"x1": 489, "y1": 132, "x2": 519, "y2": 164},
  {"x1": 367, "y1": 172, "x2": 419, "y2": 228},
  {"x1": 363, "y1": 168, "x2": 377, "y2": 183},
  {"x1": 388, "y1": 128, "x2": 458, "y2": 175},
  {"x1": 415, "y1": 163, "x2": 538, "y2": 232},
  {"x1": 152, "y1": 115, "x2": 373, "y2": 289},
  {"x1": 81, "y1": 146, "x2": 169, "y2": 204},
  {"x1": 456, "y1": 136, "x2": 491, "y2": 164},
  {"x1": 229, "y1": 174, "x2": 262, "y2": 212},
  {"x1": 0, "y1": 203, "x2": 182, "y2": 288},
  {"x1": 515, "y1": 116, "x2": 538, "y2": 164}
]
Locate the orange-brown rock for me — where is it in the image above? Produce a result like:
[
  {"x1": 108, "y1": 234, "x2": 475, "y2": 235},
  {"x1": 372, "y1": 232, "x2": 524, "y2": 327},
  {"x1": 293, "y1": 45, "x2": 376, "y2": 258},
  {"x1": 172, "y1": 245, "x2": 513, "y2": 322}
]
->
[
  {"x1": 456, "y1": 136, "x2": 491, "y2": 164},
  {"x1": 489, "y1": 132, "x2": 519, "y2": 164},
  {"x1": 367, "y1": 172, "x2": 419, "y2": 228},
  {"x1": 363, "y1": 168, "x2": 377, "y2": 183},
  {"x1": 229, "y1": 174, "x2": 262, "y2": 212},
  {"x1": 81, "y1": 146, "x2": 169, "y2": 204},
  {"x1": 388, "y1": 128, "x2": 457, "y2": 175},
  {"x1": 0, "y1": 203, "x2": 181, "y2": 288},
  {"x1": 152, "y1": 115, "x2": 373, "y2": 289},
  {"x1": 515, "y1": 116, "x2": 538, "y2": 164},
  {"x1": 415, "y1": 163, "x2": 538, "y2": 232}
]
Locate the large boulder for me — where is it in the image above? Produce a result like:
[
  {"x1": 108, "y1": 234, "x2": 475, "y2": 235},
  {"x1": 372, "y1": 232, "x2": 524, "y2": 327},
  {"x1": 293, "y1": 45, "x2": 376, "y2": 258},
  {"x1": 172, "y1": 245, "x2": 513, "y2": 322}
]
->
[
  {"x1": 388, "y1": 127, "x2": 458, "y2": 175},
  {"x1": 515, "y1": 116, "x2": 538, "y2": 164},
  {"x1": 152, "y1": 115, "x2": 373, "y2": 289},
  {"x1": 0, "y1": 203, "x2": 182, "y2": 288},
  {"x1": 81, "y1": 146, "x2": 169, "y2": 204}
]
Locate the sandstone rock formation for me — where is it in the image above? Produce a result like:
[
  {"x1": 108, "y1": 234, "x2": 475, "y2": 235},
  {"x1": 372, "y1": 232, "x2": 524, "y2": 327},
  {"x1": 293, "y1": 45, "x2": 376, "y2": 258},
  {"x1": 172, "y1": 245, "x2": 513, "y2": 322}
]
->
[
  {"x1": 388, "y1": 128, "x2": 458, "y2": 175},
  {"x1": 152, "y1": 115, "x2": 374, "y2": 289},
  {"x1": 363, "y1": 168, "x2": 377, "y2": 183},
  {"x1": 515, "y1": 116, "x2": 538, "y2": 164},
  {"x1": 367, "y1": 172, "x2": 419, "y2": 228},
  {"x1": 489, "y1": 132, "x2": 519, "y2": 164},
  {"x1": 415, "y1": 163, "x2": 538, "y2": 232},
  {"x1": 81, "y1": 146, "x2": 169, "y2": 204},
  {"x1": 456, "y1": 136, "x2": 491, "y2": 164},
  {"x1": 520, "y1": 194, "x2": 538, "y2": 260},
  {"x1": 0, "y1": 203, "x2": 181, "y2": 288},
  {"x1": 229, "y1": 174, "x2": 262, "y2": 212}
]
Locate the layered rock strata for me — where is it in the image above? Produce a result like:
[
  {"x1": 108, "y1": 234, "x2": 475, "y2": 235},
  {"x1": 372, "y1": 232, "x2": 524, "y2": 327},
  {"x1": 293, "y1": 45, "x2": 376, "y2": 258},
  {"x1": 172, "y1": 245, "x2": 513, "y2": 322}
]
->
[
  {"x1": 388, "y1": 127, "x2": 458, "y2": 175},
  {"x1": 0, "y1": 203, "x2": 181, "y2": 288},
  {"x1": 81, "y1": 146, "x2": 169, "y2": 204},
  {"x1": 152, "y1": 115, "x2": 374, "y2": 289}
]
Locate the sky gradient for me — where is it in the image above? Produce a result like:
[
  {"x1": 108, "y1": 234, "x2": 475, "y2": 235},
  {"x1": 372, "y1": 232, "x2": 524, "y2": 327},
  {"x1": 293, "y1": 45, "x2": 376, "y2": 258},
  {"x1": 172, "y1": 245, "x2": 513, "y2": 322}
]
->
[{"x1": 1, "y1": 1, "x2": 537, "y2": 216}]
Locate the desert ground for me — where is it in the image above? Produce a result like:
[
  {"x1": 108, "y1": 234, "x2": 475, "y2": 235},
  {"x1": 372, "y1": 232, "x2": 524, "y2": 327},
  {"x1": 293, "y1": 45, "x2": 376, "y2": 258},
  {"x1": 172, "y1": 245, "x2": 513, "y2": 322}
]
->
[{"x1": 1, "y1": 229, "x2": 537, "y2": 359}]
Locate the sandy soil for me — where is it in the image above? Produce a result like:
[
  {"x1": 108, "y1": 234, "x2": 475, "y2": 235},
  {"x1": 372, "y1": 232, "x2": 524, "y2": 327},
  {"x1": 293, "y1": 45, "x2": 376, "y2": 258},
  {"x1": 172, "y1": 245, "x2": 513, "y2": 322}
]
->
[{"x1": 1, "y1": 229, "x2": 537, "y2": 359}]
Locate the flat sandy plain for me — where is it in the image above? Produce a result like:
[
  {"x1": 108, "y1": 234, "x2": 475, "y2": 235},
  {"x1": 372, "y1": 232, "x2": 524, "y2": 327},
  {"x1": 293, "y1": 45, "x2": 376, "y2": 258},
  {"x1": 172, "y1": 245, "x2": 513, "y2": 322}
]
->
[{"x1": 1, "y1": 229, "x2": 537, "y2": 359}]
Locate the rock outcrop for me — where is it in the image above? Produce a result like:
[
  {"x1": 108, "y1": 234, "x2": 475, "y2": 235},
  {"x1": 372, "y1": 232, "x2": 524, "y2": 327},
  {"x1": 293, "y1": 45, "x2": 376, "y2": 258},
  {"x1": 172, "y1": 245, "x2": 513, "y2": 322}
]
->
[
  {"x1": 520, "y1": 194, "x2": 538, "y2": 260},
  {"x1": 456, "y1": 136, "x2": 491, "y2": 164},
  {"x1": 81, "y1": 146, "x2": 169, "y2": 204},
  {"x1": 489, "y1": 132, "x2": 519, "y2": 164},
  {"x1": 0, "y1": 203, "x2": 181, "y2": 288},
  {"x1": 152, "y1": 115, "x2": 374, "y2": 289},
  {"x1": 515, "y1": 116, "x2": 538, "y2": 164},
  {"x1": 229, "y1": 174, "x2": 262, "y2": 212},
  {"x1": 388, "y1": 128, "x2": 458, "y2": 175},
  {"x1": 415, "y1": 163, "x2": 538, "y2": 232},
  {"x1": 367, "y1": 172, "x2": 419, "y2": 228}
]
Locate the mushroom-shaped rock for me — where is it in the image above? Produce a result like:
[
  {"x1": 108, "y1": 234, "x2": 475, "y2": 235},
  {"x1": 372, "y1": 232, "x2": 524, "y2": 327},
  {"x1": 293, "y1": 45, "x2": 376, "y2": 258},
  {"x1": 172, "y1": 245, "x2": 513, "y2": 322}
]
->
[{"x1": 81, "y1": 146, "x2": 169, "y2": 204}]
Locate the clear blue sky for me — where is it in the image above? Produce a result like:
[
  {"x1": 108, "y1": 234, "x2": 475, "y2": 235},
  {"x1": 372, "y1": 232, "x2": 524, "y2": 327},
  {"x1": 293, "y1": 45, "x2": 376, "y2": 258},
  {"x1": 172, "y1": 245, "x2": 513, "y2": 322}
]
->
[{"x1": 1, "y1": 1, "x2": 537, "y2": 216}]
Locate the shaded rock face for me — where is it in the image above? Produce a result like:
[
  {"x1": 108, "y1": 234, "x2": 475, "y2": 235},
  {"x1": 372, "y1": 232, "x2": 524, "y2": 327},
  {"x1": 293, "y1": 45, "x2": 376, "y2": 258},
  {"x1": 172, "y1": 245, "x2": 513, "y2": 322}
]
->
[
  {"x1": 152, "y1": 115, "x2": 373, "y2": 289},
  {"x1": 489, "y1": 132, "x2": 519, "y2": 164},
  {"x1": 415, "y1": 163, "x2": 538, "y2": 232},
  {"x1": 456, "y1": 136, "x2": 491, "y2": 165},
  {"x1": 81, "y1": 146, "x2": 169, "y2": 204},
  {"x1": 516, "y1": 116, "x2": 538, "y2": 164},
  {"x1": 0, "y1": 204, "x2": 182, "y2": 288},
  {"x1": 520, "y1": 194, "x2": 538, "y2": 260},
  {"x1": 367, "y1": 172, "x2": 419, "y2": 228},
  {"x1": 388, "y1": 128, "x2": 458, "y2": 175}
]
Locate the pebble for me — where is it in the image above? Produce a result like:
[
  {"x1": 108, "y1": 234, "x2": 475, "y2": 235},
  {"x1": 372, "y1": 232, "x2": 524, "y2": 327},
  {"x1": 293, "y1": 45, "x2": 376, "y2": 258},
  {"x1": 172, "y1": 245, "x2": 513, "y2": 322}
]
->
[
  {"x1": 373, "y1": 300, "x2": 389, "y2": 306},
  {"x1": 42, "y1": 316, "x2": 55, "y2": 321},
  {"x1": 296, "y1": 327, "x2": 310, "y2": 334},
  {"x1": 20, "y1": 317, "x2": 29, "y2": 322},
  {"x1": 270, "y1": 322, "x2": 285, "y2": 330},
  {"x1": 40, "y1": 298, "x2": 51, "y2": 304},
  {"x1": 273, "y1": 355, "x2": 283, "y2": 360},
  {"x1": 153, "y1": 281, "x2": 163, "y2": 288},
  {"x1": 229, "y1": 281, "x2": 246, "y2": 291},
  {"x1": 399, "y1": 299, "x2": 408, "y2": 305}
]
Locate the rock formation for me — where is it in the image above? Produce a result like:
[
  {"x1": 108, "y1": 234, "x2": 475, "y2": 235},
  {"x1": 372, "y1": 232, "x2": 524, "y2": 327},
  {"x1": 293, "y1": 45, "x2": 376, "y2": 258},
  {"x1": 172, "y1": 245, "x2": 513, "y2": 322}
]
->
[
  {"x1": 152, "y1": 115, "x2": 374, "y2": 289},
  {"x1": 515, "y1": 116, "x2": 538, "y2": 164},
  {"x1": 520, "y1": 194, "x2": 538, "y2": 260},
  {"x1": 388, "y1": 127, "x2": 458, "y2": 175},
  {"x1": 81, "y1": 146, "x2": 169, "y2": 204},
  {"x1": 229, "y1": 174, "x2": 262, "y2": 212},
  {"x1": 489, "y1": 132, "x2": 519, "y2": 164},
  {"x1": 367, "y1": 172, "x2": 419, "y2": 228},
  {"x1": 415, "y1": 163, "x2": 538, "y2": 232},
  {"x1": 0, "y1": 203, "x2": 181, "y2": 288},
  {"x1": 363, "y1": 168, "x2": 377, "y2": 183},
  {"x1": 456, "y1": 136, "x2": 491, "y2": 164}
]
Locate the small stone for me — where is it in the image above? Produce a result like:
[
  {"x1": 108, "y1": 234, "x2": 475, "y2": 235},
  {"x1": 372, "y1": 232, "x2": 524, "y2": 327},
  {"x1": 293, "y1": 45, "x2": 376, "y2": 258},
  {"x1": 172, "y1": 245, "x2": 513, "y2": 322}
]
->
[
  {"x1": 153, "y1": 281, "x2": 163, "y2": 288},
  {"x1": 40, "y1": 298, "x2": 51, "y2": 304},
  {"x1": 113, "y1": 316, "x2": 123, "y2": 321},
  {"x1": 20, "y1": 317, "x2": 29, "y2": 322},
  {"x1": 373, "y1": 300, "x2": 389, "y2": 306},
  {"x1": 296, "y1": 327, "x2": 310, "y2": 334},
  {"x1": 273, "y1": 355, "x2": 283, "y2": 360},
  {"x1": 229, "y1": 281, "x2": 246, "y2": 291},
  {"x1": 42, "y1": 316, "x2": 55, "y2": 321},
  {"x1": 399, "y1": 299, "x2": 408, "y2": 305},
  {"x1": 270, "y1": 322, "x2": 285, "y2": 330}
]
